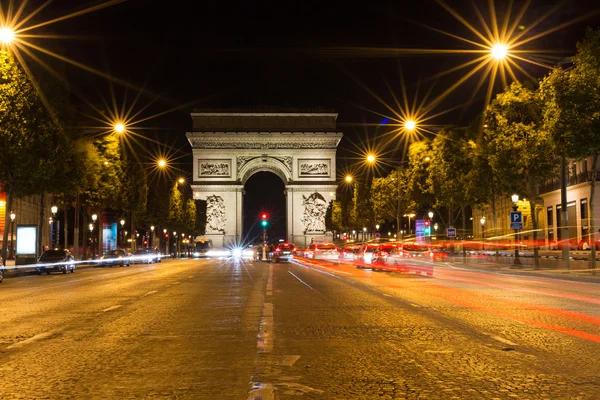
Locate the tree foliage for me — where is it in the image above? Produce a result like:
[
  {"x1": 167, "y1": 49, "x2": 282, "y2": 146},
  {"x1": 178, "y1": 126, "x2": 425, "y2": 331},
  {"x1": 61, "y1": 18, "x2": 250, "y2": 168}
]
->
[{"x1": 168, "y1": 183, "x2": 184, "y2": 225}]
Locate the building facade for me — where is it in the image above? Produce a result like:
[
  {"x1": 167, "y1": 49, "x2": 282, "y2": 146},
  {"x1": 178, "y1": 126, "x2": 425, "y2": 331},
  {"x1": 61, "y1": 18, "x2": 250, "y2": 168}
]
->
[{"x1": 474, "y1": 156, "x2": 600, "y2": 248}]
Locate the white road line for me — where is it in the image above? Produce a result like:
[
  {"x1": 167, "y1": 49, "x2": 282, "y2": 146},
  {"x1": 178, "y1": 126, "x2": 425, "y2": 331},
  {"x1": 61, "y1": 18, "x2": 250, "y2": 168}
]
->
[
  {"x1": 144, "y1": 290, "x2": 158, "y2": 296},
  {"x1": 492, "y1": 336, "x2": 519, "y2": 346},
  {"x1": 288, "y1": 270, "x2": 315, "y2": 291},
  {"x1": 102, "y1": 305, "x2": 122, "y2": 312},
  {"x1": 7, "y1": 332, "x2": 53, "y2": 349}
]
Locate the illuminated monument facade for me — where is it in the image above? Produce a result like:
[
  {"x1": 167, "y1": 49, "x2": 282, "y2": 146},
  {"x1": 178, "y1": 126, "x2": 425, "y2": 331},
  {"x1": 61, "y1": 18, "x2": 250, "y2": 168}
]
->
[{"x1": 186, "y1": 111, "x2": 343, "y2": 248}]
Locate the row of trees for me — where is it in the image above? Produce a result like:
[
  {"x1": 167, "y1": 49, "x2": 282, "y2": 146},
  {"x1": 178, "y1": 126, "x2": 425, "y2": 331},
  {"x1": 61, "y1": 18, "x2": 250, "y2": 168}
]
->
[
  {"x1": 0, "y1": 49, "x2": 202, "y2": 260},
  {"x1": 326, "y1": 29, "x2": 600, "y2": 269}
]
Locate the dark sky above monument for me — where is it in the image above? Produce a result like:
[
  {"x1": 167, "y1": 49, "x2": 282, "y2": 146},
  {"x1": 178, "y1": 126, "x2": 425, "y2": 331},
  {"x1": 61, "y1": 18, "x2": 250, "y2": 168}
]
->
[{"x1": 40, "y1": 0, "x2": 599, "y2": 147}]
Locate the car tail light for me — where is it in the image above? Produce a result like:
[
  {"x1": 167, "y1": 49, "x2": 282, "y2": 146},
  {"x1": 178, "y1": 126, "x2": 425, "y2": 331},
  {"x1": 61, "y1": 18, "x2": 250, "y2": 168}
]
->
[
  {"x1": 429, "y1": 252, "x2": 434, "y2": 257},
  {"x1": 380, "y1": 251, "x2": 389, "y2": 257}
]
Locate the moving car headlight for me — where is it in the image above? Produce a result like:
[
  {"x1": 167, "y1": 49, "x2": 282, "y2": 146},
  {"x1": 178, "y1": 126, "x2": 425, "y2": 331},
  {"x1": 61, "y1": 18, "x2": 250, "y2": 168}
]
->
[{"x1": 232, "y1": 248, "x2": 242, "y2": 258}]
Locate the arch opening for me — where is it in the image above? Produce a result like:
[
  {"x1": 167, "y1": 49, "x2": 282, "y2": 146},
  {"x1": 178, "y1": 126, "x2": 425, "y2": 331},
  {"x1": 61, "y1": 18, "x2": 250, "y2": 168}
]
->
[{"x1": 243, "y1": 171, "x2": 286, "y2": 245}]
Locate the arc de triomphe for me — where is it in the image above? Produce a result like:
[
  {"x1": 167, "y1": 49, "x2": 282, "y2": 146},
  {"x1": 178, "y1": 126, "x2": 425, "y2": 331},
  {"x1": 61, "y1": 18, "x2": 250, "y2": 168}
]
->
[{"x1": 186, "y1": 111, "x2": 343, "y2": 249}]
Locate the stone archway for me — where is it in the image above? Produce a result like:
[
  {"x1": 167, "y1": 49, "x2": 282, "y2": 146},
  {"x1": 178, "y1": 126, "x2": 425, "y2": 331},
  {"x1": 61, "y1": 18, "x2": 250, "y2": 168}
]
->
[{"x1": 187, "y1": 111, "x2": 343, "y2": 249}]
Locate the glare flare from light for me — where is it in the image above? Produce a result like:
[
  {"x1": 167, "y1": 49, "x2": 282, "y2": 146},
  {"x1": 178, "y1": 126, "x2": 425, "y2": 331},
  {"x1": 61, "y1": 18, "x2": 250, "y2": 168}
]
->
[
  {"x1": 0, "y1": 27, "x2": 15, "y2": 44},
  {"x1": 491, "y1": 44, "x2": 508, "y2": 60}
]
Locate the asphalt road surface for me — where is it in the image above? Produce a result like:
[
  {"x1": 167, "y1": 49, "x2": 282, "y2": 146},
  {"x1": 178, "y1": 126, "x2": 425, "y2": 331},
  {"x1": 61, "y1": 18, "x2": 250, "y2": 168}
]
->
[{"x1": 0, "y1": 257, "x2": 598, "y2": 399}]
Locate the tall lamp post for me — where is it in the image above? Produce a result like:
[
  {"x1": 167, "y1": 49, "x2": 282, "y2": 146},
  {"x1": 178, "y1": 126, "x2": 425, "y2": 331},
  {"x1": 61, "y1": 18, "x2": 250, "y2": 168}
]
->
[
  {"x1": 92, "y1": 214, "x2": 98, "y2": 258},
  {"x1": 9, "y1": 211, "x2": 15, "y2": 260},
  {"x1": 150, "y1": 226, "x2": 155, "y2": 249},
  {"x1": 404, "y1": 213, "x2": 415, "y2": 235},
  {"x1": 480, "y1": 217, "x2": 486, "y2": 251},
  {"x1": 50, "y1": 205, "x2": 58, "y2": 248},
  {"x1": 120, "y1": 219, "x2": 125, "y2": 249},
  {"x1": 173, "y1": 232, "x2": 177, "y2": 258},
  {"x1": 511, "y1": 194, "x2": 521, "y2": 266},
  {"x1": 163, "y1": 228, "x2": 167, "y2": 255},
  {"x1": 88, "y1": 223, "x2": 94, "y2": 258},
  {"x1": 362, "y1": 227, "x2": 367, "y2": 242}
]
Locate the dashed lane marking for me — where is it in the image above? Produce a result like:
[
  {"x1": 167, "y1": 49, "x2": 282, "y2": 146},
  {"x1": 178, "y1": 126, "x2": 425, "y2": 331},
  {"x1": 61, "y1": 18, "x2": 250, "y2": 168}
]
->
[
  {"x1": 144, "y1": 290, "x2": 158, "y2": 296},
  {"x1": 7, "y1": 332, "x2": 54, "y2": 349},
  {"x1": 492, "y1": 336, "x2": 519, "y2": 346},
  {"x1": 102, "y1": 305, "x2": 123, "y2": 312}
]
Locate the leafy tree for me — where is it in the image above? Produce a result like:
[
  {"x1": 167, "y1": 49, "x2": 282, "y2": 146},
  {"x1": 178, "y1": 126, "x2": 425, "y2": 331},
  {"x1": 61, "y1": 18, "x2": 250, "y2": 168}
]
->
[
  {"x1": 0, "y1": 50, "x2": 73, "y2": 260},
  {"x1": 405, "y1": 141, "x2": 434, "y2": 209},
  {"x1": 427, "y1": 126, "x2": 481, "y2": 238},
  {"x1": 540, "y1": 28, "x2": 600, "y2": 270},
  {"x1": 119, "y1": 157, "x2": 148, "y2": 248},
  {"x1": 325, "y1": 200, "x2": 343, "y2": 233},
  {"x1": 184, "y1": 198, "x2": 197, "y2": 235},
  {"x1": 371, "y1": 168, "x2": 414, "y2": 233},
  {"x1": 484, "y1": 82, "x2": 559, "y2": 268},
  {"x1": 168, "y1": 182, "x2": 184, "y2": 226},
  {"x1": 349, "y1": 180, "x2": 373, "y2": 233}
]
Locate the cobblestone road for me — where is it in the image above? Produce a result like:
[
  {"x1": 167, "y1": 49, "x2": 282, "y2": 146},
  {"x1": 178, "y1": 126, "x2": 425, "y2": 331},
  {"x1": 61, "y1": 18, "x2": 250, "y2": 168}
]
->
[{"x1": 0, "y1": 257, "x2": 597, "y2": 399}]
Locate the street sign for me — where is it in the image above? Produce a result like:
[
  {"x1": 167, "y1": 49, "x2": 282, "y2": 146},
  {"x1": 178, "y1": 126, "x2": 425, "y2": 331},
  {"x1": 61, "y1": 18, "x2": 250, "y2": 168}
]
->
[
  {"x1": 375, "y1": 233, "x2": 381, "y2": 238},
  {"x1": 446, "y1": 227, "x2": 456, "y2": 238},
  {"x1": 510, "y1": 211, "x2": 522, "y2": 230}
]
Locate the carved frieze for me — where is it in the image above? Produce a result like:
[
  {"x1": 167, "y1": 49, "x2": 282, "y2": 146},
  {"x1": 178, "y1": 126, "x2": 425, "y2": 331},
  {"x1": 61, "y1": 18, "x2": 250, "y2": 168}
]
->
[
  {"x1": 301, "y1": 192, "x2": 327, "y2": 233},
  {"x1": 198, "y1": 159, "x2": 231, "y2": 178},
  {"x1": 188, "y1": 138, "x2": 340, "y2": 149},
  {"x1": 298, "y1": 159, "x2": 330, "y2": 177},
  {"x1": 206, "y1": 195, "x2": 226, "y2": 234},
  {"x1": 236, "y1": 155, "x2": 293, "y2": 175}
]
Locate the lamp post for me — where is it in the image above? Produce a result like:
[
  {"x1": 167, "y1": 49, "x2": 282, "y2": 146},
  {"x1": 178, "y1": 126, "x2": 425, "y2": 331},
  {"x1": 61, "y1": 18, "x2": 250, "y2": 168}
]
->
[
  {"x1": 120, "y1": 219, "x2": 125, "y2": 249},
  {"x1": 9, "y1": 211, "x2": 15, "y2": 260},
  {"x1": 163, "y1": 228, "x2": 168, "y2": 255},
  {"x1": 480, "y1": 216, "x2": 486, "y2": 251},
  {"x1": 92, "y1": 214, "x2": 98, "y2": 258},
  {"x1": 173, "y1": 232, "x2": 177, "y2": 258},
  {"x1": 50, "y1": 205, "x2": 57, "y2": 248},
  {"x1": 511, "y1": 194, "x2": 521, "y2": 266},
  {"x1": 150, "y1": 226, "x2": 155, "y2": 249},
  {"x1": 88, "y1": 223, "x2": 94, "y2": 258},
  {"x1": 434, "y1": 223, "x2": 439, "y2": 233},
  {"x1": 404, "y1": 213, "x2": 415, "y2": 235},
  {"x1": 362, "y1": 227, "x2": 367, "y2": 242}
]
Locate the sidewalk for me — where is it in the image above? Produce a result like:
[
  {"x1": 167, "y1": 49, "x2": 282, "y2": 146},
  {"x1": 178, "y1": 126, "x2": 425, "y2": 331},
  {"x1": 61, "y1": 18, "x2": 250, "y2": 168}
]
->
[{"x1": 446, "y1": 253, "x2": 600, "y2": 284}]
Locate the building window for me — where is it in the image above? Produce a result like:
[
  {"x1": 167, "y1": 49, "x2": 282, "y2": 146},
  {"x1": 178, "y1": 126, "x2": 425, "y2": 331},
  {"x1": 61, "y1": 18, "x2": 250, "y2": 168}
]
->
[{"x1": 581, "y1": 199, "x2": 588, "y2": 238}]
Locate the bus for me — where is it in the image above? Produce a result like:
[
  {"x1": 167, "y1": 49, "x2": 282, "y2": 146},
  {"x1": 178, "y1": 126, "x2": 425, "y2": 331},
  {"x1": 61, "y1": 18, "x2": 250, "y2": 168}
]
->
[{"x1": 193, "y1": 237, "x2": 213, "y2": 258}]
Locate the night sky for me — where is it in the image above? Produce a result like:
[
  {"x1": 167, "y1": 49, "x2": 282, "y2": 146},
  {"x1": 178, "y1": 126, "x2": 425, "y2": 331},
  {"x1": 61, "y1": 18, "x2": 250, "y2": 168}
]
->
[{"x1": 10, "y1": 0, "x2": 600, "y2": 242}]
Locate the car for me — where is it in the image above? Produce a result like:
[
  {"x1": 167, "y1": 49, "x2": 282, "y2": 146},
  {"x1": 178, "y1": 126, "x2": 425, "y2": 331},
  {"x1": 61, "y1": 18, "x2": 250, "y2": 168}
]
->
[
  {"x1": 270, "y1": 242, "x2": 295, "y2": 263},
  {"x1": 37, "y1": 249, "x2": 76, "y2": 274},
  {"x1": 355, "y1": 244, "x2": 380, "y2": 266},
  {"x1": 340, "y1": 245, "x2": 360, "y2": 260},
  {"x1": 101, "y1": 249, "x2": 131, "y2": 267},
  {"x1": 382, "y1": 247, "x2": 434, "y2": 276},
  {"x1": 370, "y1": 245, "x2": 399, "y2": 270},
  {"x1": 304, "y1": 242, "x2": 339, "y2": 261},
  {"x1": 132, "y1": 248, "x2": 158, "y2": 264}
]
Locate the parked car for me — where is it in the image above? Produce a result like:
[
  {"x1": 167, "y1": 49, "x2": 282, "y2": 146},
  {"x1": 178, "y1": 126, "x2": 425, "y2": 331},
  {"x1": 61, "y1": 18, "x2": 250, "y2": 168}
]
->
[
  {"x1": 132, "y1": 248, "x2": 158, "y2": 264},
  {"x1": 101, "y1": 249, "x2": 131, "y2": 267},
  {"x1": 270, "y1": 242, "x2": 295, "y2": 263},
  {"x1": 37, "y1": 249, "x2": 76, "y2": 274},
  {"x1": 304, "y1": 243, "x2": 339, "y2": 261}
]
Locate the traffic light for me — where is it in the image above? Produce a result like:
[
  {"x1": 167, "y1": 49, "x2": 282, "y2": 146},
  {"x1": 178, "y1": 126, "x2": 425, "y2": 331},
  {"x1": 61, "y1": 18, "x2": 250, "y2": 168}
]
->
[
  {"x1": 261, "y1": 212, "x2": 268, "y2": 228},
  {"x1": 424, "y1": 220, "x2": 431, "y2": 235}
]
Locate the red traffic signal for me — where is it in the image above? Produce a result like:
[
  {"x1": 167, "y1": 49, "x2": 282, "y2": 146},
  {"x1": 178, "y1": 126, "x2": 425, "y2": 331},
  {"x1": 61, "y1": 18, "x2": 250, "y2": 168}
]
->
[
  {"x1": 261, "y1": 213, "x2": 268, "y2": 220},
  {"x1": 424, "y1": 220, "x2": 430, "y2": 226}
]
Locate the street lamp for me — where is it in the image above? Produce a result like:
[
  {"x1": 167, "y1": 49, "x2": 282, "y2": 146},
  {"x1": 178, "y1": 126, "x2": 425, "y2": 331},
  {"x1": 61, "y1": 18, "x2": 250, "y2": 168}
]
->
[
  {"x1": 511, "y1": 194, "x2": 521, "y2": 266},
  {"x1": 120, "y1": 219, "x2": 125, "y2": 248},
  {"x1": 150, "y1": 225, "x2": 155, "y2": 249},
  {"x1": 480, "y1": 217, "x2": 486, "y2": 251},
  {"x1": 88, "y1": 223, "x2": 94, "y2": 258},
  {"x1": 0, "y1": 27, "x2": 15, "y2": 44},
  {"x1": 9, "y1": 211, "x2": 15, "y2": 260},
  {"x1": 366, "y1": 154, "x2": 375, "y2": 164},
  {"x1": 92, "y1": 214, "x2": 98, "y2": 258},
  {"x1": 404, "y1": 119, "x2": 416, "y2": 131},
  {"x1": 428, "y1": 211, "x2": 434, "y2": 220},
  {"x1": 403, "y1": 213, "x2": 415, "y2": 235},
  {"x1": 163, "y1": 228, "x2": 167, "y2": 254},
  {"x1": 375, "y1": 224, "x2": 380, "y2": 231},
  {"x1": 114, "y1": 122, "x2": 126, "y2": 134},
  {"x1": 345, "y1": 175, "x2": 353, "y2": 183},
  {"x1": 362, "y1": 227, "x2": 367, "y2": 241},
  {"x1": 50, "y1": 205, "x2": 58, "y2": 248},
  {"x1": 158, "y1": 159, "x2": 167, "y2": 168},
  {"x1": 491, "y1": 44, "x2": 508, "y2": 60},
  {"x1": 434, "y1": 223, "x2": 439, "y2": 233},
  {"x1": 178, "y1": 177, "x2": 185, "y2": 184},
  {"x1": 173, "y1": 231, "x2": 177, "y2": 258}
]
